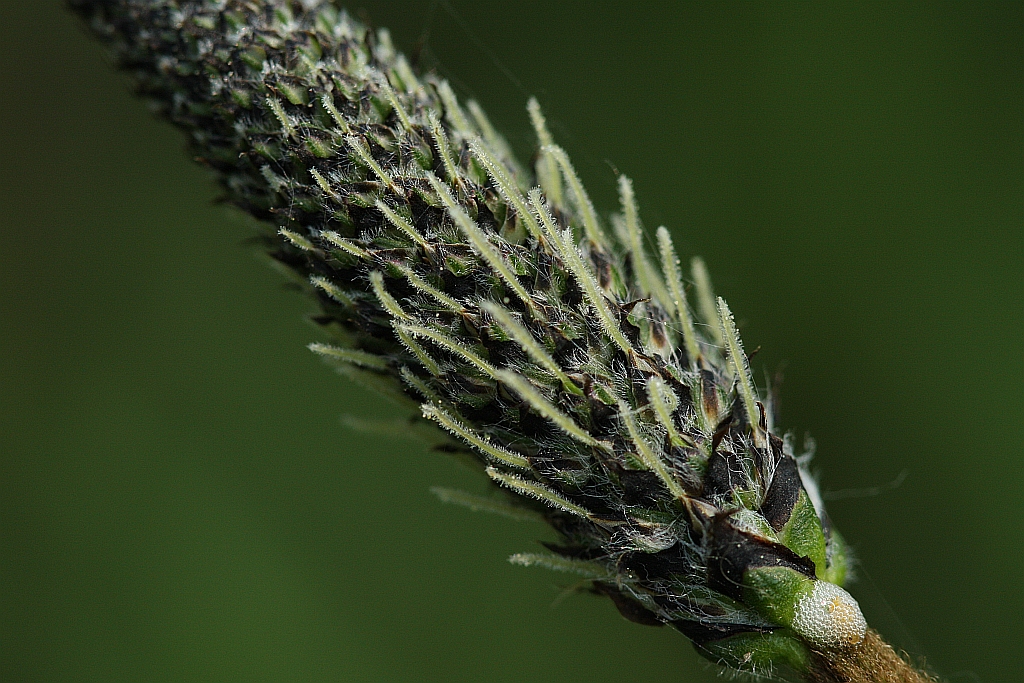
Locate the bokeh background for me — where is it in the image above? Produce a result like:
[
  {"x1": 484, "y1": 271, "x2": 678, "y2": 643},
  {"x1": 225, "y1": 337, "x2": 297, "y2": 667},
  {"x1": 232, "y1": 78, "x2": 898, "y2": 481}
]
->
[{"x1": 2, "y1": 2, "x2": 1021, "y2": 681}]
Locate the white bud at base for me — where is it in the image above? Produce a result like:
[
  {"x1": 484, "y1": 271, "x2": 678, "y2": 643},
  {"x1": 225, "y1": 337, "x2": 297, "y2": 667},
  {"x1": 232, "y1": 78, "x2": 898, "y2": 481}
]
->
[{"x1": 791, "y1": 581, "x2": 867, "y2": 649}]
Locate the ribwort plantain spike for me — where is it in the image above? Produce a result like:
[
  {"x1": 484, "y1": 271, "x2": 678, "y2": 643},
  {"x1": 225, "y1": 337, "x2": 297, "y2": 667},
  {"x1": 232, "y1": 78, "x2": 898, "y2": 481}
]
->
[{"x1": 69, "y1": 2, "x2": 933, "y2": 680}]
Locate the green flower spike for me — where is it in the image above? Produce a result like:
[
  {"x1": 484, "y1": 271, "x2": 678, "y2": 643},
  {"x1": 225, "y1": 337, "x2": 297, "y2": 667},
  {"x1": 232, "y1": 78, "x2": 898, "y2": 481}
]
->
[{"x1": 70, "y1": 2, "x2": 932, "y2": 681}]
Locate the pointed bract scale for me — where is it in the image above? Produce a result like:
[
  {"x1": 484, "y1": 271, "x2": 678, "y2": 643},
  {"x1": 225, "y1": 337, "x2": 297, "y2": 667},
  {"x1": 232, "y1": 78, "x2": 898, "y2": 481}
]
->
[
  {"x1": 468, "y1": 137, "x2": 546, "y2": 244},
  {"x1": 526, "y1": 98, "x2": 564, "y2": 207},
  {"x1": 422, "y1": 403, "x2": 530, "y2": 469},
  {"x1": 398, "y1": 323, "x2": 498, "y2": 379},
  {"x1": 509, "y1": 552, "x2": 612, "y2": 579},
  {"x1": 309, "y1": 342, "x2": 389, "y2": 370},
  {"x1": 647, "y1": 376, "x2": 692, "y2": 448},
  {"x1": 379, "y1": 79, "x2": 413, "y2": 131},
  {"x1": 266, "y1": 96, "x2": 295, "y2": 137},
  {"x1": 321, "y1": 231, "x2": 370, "y2": 259},
  {"x1": 618, "y1": 399, "x2": 689, "y2": 501},
  {"x1": 392, "y1": 54, "x2": 420, "y2": 94},
  {"x1": 543, "y1": 144, "x2": 608, "y2": 246},
  {"x1": 310, "y1": 275, "x2": 354, "y2": 307},
  {"x1": 467, "y1": 100, "x2": 526, "y2": 183},
  {"x1": 656, "y1": 226, "x2": 701, "y2": 365},
  {"x1": 692, "y1": 257, "x2": 723, "y2": 346},
  {"x1": 480, "y1": 300, "x2": 582, "y2": 396},
  {"x1": 369, "y1": 270, "x2": 413, "y2": 321},
  {"x1": 425, "y1": 172, "x2": 544, "y2": 321},
  {"x1": 496, "y1": 370, "x2": 608, "y2": 451},
  {"x1": 527, "y1": 189, "x2": 634, "y2": 355},
  {"x1": 486, "y1": 467, "x2": 592, "y2": 518},
  {"x1": 431, "y1": 487, "x2": 545, "y2": 524},
  {"x1": 346, "y1": 135, "x2": 397, "y2": 192},
  {"x1": 321, "y1": 93, "x2": 351, "y2": 133},
  {"x1": 617, "y1": 175, "x2": 671, "y2": 309},
  {"x1": 435, "y1": 80, "x2": 475, "y2": 142},
  {"x1": 397, "y1": 264, "x2": 465, "y2": 312},
  {"x1": 717, "y1": 297, "x2": 762, "y2": 445},
  {"x1": 428, "y1": 111, "x2": 461, "y2": 186},
  {"x1": 375, "y1": 200, "x2": 429, "y2": 249},
  {"x1": 279, "y1": 227, "x2": 319, "y2": 253},
  {"x1": 394, "y1": 327, "x2": 442, "y2": 377}
]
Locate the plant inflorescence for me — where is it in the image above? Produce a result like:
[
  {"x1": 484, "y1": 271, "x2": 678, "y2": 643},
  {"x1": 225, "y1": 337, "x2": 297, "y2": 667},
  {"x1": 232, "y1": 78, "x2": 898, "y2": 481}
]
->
[{"x1": 71, "y1": 2, "x2": 933, "y2": 680}]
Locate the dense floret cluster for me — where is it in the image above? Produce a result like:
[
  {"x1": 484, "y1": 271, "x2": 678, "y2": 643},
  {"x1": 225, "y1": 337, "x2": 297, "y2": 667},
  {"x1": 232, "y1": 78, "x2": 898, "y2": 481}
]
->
[{"x1": 71, "y1": 2, "x2": 881, "y2": 678}]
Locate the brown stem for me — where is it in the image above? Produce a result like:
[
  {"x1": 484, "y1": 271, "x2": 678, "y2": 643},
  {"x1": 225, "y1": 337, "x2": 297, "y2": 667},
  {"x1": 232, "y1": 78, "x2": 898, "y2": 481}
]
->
[{"x1": 806, "y1": 630, "x2": 934, "y2": 683}]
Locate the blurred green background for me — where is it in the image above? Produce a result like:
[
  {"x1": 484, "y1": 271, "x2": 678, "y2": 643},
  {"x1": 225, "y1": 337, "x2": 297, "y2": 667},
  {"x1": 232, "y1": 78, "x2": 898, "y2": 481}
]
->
[{"x1": 2, "y1": 2, "x2": 1021, "y2": 681}]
